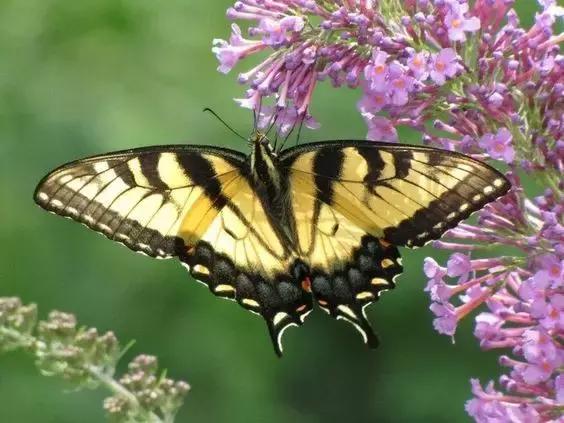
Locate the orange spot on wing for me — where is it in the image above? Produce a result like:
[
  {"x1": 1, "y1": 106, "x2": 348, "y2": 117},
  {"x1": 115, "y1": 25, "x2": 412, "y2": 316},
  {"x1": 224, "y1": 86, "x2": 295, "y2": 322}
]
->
[{"x1": 301, "y1": 276, "x2": 312, "y2": 293}]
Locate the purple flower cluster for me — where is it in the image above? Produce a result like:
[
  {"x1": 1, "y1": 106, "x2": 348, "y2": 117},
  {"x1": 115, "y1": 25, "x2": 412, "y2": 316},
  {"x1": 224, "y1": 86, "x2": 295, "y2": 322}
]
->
[
  {"x1": 214, "y1": 0, "x2": 564, "y2": 421},
  {"x1": 424, "y1": 182, "x2": 564, "y2": 421},
  {"x1": 214, "y1": 0, "x2": 475, "y2": 136}
]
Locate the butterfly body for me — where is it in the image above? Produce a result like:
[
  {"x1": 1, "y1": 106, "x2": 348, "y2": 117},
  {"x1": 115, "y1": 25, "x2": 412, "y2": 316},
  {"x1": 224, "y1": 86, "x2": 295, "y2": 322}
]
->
[{"x1": 35, "y1": 134, "x2": 510, "y2": 355}]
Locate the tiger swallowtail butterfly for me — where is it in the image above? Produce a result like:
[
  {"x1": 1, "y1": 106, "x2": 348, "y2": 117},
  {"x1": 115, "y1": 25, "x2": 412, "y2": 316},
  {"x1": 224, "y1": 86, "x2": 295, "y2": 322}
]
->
[{"x1": 34, "y1": 133, "x2": 510, "y2": 355}]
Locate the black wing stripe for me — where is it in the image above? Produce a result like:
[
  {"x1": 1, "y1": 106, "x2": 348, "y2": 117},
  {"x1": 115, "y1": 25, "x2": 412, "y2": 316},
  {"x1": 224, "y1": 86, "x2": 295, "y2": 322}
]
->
[
  {"x1": 115, "y1": 159, "x2": 137, "y2": 187},
  {"x1": 139, "y1": 154, "x2": 170, "y2": 190},
  {"x1": 178, "y1": 152, "x2": 223, "y2": 198},
  {"x1": 356, "y1": 147, "x2": 385, "y2": 185},
  {"x1": 391, "y1": 150, "x2": 412, "y2": 179},
  {"x1": 312, "y1": 148, "x2": 344, "y2": 204},
  {"x1": 81, "y1": 165, "x2": 133, "y2": 223},
  {"x1": 309, "y1": 148, "x2": 345, "y2": 256}
]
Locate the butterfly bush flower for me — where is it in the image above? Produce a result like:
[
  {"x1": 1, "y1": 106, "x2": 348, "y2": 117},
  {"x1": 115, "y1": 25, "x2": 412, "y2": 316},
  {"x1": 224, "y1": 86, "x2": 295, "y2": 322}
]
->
[{"x1": 215, "y1": 0, "x2": 563, "y2": 420}]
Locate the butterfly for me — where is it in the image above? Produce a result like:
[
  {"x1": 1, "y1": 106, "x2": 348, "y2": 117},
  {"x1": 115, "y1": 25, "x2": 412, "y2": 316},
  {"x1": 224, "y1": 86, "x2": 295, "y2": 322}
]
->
[{"x1": 34, "y1": 132, "x2": 510, "y2": 355}]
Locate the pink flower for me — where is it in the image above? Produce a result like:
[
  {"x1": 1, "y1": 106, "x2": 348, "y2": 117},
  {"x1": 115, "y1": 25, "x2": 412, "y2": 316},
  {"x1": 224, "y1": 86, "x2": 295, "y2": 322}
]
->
[
  {"x1": 386, "y1": 63, "x2": 414, "y2": 106},
  {"x1": 423, "y1": 257, "x2": 447, "y2": 279},
  {"x1": 430, "y1": 302, "x2": 458, "y2": 336},
  {"x1": 429, "y1": 48, "x2": 459, "y2": 85},
  {"x1": 212, "y1": 23, "x2": 268, "y2": 74},
  {"x1": 364, "y1": 50, "x2": 390, "y2": 92},
  {"x1": 538, "y1": 254, "x2": 563, "y2": 285},
  {"x1": 259, "y1": 16, "x2": 305, "y2": 46},
  {"x1": 407, "y1": 51, "x2": 429, "y2": 80},
  {"x1": 447, "y1": 253, "x2": 472, "y2": 283},
  {"x1": 364, "y1": 115, "x2": 398, "y2": 142},
  {"x1": 357, "y1": 91, "x2": 387, "y2": 114},
  {"x1": 444, "y1": 3, "x2": 481, "y2": 42},
  {"x1": 478, "y1": 128, "x2": 515, "y2": 163}
]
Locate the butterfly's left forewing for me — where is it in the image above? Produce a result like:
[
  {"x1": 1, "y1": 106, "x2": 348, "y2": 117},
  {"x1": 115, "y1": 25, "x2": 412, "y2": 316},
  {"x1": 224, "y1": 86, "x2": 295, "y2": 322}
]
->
[{"x1": 35, "y1": 146, "x2": 245, "y2": 258}]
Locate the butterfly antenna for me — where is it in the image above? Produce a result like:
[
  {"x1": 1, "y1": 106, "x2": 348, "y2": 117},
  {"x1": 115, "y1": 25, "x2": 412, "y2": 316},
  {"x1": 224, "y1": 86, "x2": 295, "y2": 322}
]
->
[
  {"x1": 203, "y1": 108, "x2": 247, "y2": 141},
  {"x1": 295, "y1": 114, "x2": 306, "y2": 147},
  {"x1": 254, "y1": 97, "x2": 264, "y2": 132},
  {"x1": 265, "y1": 108, "x2": 279, "y2": 139},
  {"x1": 279, "y1": 115, "x2": 298, "y2": 152},
  {"x1": 252, "y1": 106, "x2": 258, "y2": 132},
  {"x1": 279, "y1": 110, "x2": 306, "y2": 152},
  {"x1": 273, "y1": 106, "x2": 291, "y2": 152},
  {"x1": 273, "y1": 126, "x2": 279, "y2": 151}
]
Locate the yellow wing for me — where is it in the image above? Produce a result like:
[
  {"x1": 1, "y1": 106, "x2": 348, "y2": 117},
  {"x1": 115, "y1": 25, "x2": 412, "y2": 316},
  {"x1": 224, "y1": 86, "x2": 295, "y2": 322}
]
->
[
  {"x1": 281, "y1": 141, "x2": 510, "y2": 345},
  {"x1": 35, "y1": 146, "x2": 244, "y2": 258},
  {"x1": 35, "y1": 145, "x2": 312, "y2": 355}
]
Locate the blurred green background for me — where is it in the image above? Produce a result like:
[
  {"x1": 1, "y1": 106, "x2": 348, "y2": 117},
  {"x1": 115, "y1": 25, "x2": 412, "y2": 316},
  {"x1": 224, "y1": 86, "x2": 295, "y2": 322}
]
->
[{"x1": 0, "y1": 1, "x2": 537, "y2": 422}]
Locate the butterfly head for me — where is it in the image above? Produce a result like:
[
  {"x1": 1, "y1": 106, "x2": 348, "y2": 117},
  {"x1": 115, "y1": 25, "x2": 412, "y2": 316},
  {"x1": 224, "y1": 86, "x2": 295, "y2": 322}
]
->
[
  {"x1": 251, "y1": 131, "x2": 273, "y2": 149},
  {"x1": 249, "y1": 131, "x2": 281, "y2": 189}
]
